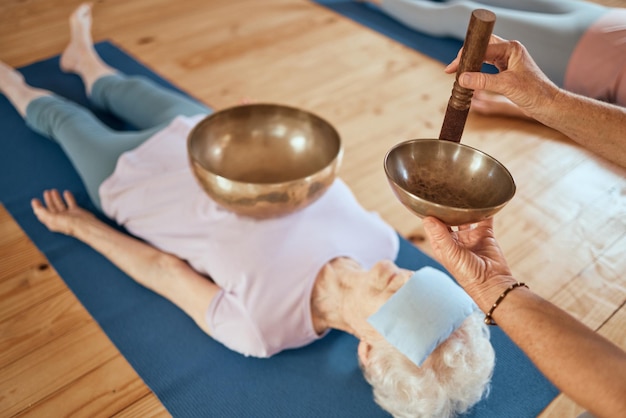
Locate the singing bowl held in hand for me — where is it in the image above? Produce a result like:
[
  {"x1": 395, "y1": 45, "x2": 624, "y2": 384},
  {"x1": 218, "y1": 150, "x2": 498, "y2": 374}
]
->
[
  {"x1": 384, "y1": 139, "x2": 516, "y2": 226},
  {"x1": 188, "y1": 104, "x2": 343, "y2": 219}
]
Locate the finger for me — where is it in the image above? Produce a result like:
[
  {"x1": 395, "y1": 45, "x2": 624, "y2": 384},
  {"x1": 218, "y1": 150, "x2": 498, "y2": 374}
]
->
[
  {"x1": 457, "y1": 220, "x2": 481, "y2": 232},
  {"x1": 444, "y1": 61, "x2": 457, "y2": 74},
  {"x1": 481, "y1": 41, "x2": 515, "y2": 66},
  {"x1": 474, "y1": 217, "x2": 495, "y2": 234},
  {"x1": 445, "y1": 35, "x2": 507, "y2": 74},
  {"x1": 31, "y1": 198, "x2": 44, "y2": 214},
  {"x1": 459, "y1": 72, "x2": 487, "y2": 90},
  {"x1": 422, "y1": 217, "x2": 456, "y2": 250},
  {"x1": 31, "y1": 198, "x2": 50, "y2": 223},
  {"x1": 63, "y1": 190, "x2": 77, "y2": 208},
  {"x1": 489, "y1": 34, "x2": 507, "y2": 44},
  {"x1": 423, "y1": 218, "x2": 470, "y2": 272},
  {"x1": 458, "y1": 71, "x2": 493, "y2": 91},
  {"x1": 43, "y1": 190, "x2": 56, "y2": 212},
  {"x1": 444, "y1": 48, "x2": 463, "y2": 73},
  {"x1": 49, "y1": 189, "x2": 67, "y2": 211}
]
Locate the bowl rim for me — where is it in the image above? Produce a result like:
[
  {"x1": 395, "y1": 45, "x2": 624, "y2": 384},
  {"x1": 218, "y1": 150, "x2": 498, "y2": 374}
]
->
[
  {"x1": 189, "y1": 148, "x2": 344, "y2": 189},
  {"x1": 383, "y1": 138, "x2": 516, "y2": 212},
  {"x1": 187, "y1": 103, "x2": 344, "y2": 186}
]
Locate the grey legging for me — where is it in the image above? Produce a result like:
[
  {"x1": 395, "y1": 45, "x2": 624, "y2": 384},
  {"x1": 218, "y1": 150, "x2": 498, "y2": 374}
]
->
[
  {"x1": 377, "y1": 0, "x2": 607, "y2": 87},
  {"x1": 25, "y1": 74, "x2": 211, "y2": 209}
]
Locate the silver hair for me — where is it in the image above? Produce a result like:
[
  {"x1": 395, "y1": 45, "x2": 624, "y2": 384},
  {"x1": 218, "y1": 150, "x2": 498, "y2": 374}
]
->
[{"x1": 361, "y1": 311, "x2": 495, "y2": 418}]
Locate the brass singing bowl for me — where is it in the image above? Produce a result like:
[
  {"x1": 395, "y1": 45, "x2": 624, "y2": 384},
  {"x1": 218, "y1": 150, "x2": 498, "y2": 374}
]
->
[
  {"x1": 188, "y1": 103, "x2": 343, "y2": 219},
  {"x1": 384, "y1": 139, "x2": 516, "y2": 226}
]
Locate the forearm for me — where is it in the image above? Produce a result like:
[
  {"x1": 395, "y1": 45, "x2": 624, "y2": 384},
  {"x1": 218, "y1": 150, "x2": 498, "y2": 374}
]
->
[
  {"x1": 492, "y1": 287, "x2": 626, "y2": 418},
  {"x1": 536, "y1": 90, "x2": 626, "y2": 168},
  {"x1": 73, "y1": 217, "x2": 167, "y2": 288},
  {"x1": 72, "y1": 217, "x2": 218, "y2": 333}
]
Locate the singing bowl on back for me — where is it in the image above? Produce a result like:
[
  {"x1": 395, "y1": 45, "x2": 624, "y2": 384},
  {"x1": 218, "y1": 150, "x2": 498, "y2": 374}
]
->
[
  {"x1": 384, "y1": 139, "x2": 516, "y2": 226},
  {"x1": 188, "y1": 104, "x2": 342, "y2": 219}
]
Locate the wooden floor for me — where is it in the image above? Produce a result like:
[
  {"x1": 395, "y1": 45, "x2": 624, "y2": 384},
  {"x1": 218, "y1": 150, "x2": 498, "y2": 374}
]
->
[{"x1": 1, "y1": 0, "x2": 625, "y2": 416}]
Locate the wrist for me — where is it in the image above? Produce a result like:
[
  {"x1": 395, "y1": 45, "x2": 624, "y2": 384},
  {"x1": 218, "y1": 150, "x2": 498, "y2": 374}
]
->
[
  {"x1": 528, "y1": 82, "x2": 562, "y2": 124},
  {"x1": 467, "y1": 275, "x2": 519, "y2": 314},
  {"x1": 483, "y1": 282, "x2": 528, "y2": 325},
  {"x1": 70, "y1": 216, "x2": 99, "y2": 240}
]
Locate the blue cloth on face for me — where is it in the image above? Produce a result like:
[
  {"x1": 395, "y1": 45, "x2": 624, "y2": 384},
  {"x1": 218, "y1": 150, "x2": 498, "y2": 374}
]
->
[{"x1": 368, "y1": 266, "x2": 476, "y2": 366}]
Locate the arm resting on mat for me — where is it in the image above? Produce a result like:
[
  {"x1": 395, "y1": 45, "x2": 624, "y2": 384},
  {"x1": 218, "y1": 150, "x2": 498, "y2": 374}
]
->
[
  {"x1": 31, "y1": 189, "x2": 220, "y2": 335},
  {"x1": 423, "y1": 216, "x2": 626, "y2": 418}
]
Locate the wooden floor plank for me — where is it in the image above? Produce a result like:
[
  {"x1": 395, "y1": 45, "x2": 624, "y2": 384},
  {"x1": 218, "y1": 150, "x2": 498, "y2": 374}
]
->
[
  {"x1": 0, "y1": 210, "x2": 165, "y2": 416},
  {"x1": 113, "y1": 394, "x2": 172, "y2": 418},
  {"x1": 0, "y1": 323, "x2": 118, "y2": 417},
  {"x1": 0, "y1": 287, "x2": 92, "y2": 367},
  {"x1": 18, "y1": 355, "x2": 151, "y2": 418},
  {"x1": 551, "y1": 232, "x2": 626, "y2": 330},
  {"x1": 0, "y1": 238, "x2": 50, "y2": 283},
  {"x1": 0, "y1": 261, "x2": 66, "y2": 324}
]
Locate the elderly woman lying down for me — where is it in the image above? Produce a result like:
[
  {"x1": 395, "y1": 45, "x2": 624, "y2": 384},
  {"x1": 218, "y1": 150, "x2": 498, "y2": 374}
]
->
[{"x1": 0, "y1": 4, "x2": 494, "y2": 417}]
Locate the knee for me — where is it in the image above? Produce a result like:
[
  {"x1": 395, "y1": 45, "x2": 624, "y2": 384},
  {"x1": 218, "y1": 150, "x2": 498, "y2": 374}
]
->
[
  {"x1": 26, "y1": 97, "x2": 105, "y2": 141},
  {"x1": 25, "y1": 96, "x2": 74, "y2": 139}
]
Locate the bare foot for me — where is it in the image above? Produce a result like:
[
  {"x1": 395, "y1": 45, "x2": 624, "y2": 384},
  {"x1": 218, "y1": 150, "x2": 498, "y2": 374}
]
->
[
  {"x1": 60, "y1": 3, "x2": 97, "y2": 74},
  {"x1": 470, "y1": 90, "x2": 534, "y2": 121},
  {"x1": 0, "y1": 60, "x2": 49, "y2": 116},
  {"x1": 60, "y1": 3, "x2": 115, "y2": 93}
]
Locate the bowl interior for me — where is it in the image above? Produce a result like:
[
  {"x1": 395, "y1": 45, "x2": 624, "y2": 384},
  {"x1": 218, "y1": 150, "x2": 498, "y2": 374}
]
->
[
  {"x1": 188, "y1": 104, "x2": 341, "y2": 184},
  {"x1": 384, "y1": 139, "x2": 516, "y2": 211}
]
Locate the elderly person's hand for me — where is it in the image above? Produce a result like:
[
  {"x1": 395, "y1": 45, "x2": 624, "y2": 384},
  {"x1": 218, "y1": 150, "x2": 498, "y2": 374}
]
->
[
  {"x1": 444, "y1": 35, "x2": 560, "y2": 120},
  {"x1": 421, "y1": 216, "x2": 517, "y2": 313},
  {"x1": 31, "y1": 189, "x2": 96, "y2": 237}
]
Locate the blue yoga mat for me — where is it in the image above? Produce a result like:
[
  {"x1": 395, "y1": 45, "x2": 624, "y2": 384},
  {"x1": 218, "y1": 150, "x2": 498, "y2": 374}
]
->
[{"x1": 0, "y1": 42, "x2": 557, "y2": 417}]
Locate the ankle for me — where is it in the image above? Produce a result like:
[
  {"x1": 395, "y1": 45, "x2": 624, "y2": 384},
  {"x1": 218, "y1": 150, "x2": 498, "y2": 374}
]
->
[
  {"x1": 84, "y1": 66, "x2": 116, "y2": 95},
  {"x1": 6, "y1": 85, "x2": 50, "y2": 117}
]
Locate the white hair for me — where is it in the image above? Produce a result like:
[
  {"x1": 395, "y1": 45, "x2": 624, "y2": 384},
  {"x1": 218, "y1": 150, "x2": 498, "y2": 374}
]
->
[{"x1": 361, "y1": 311, "x2": 495, "y2": 418}]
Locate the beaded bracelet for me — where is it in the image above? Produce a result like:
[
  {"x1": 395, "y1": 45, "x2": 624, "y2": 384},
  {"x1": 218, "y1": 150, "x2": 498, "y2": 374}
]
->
[{"x1": 484, "y1": 282, "x2": 529, "y2": 325}]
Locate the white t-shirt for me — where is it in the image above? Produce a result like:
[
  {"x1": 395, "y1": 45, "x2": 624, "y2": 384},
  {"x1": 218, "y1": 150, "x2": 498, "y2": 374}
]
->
[{"x1": 99, "y1": 115, "x2": 399, "y2": 357}]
